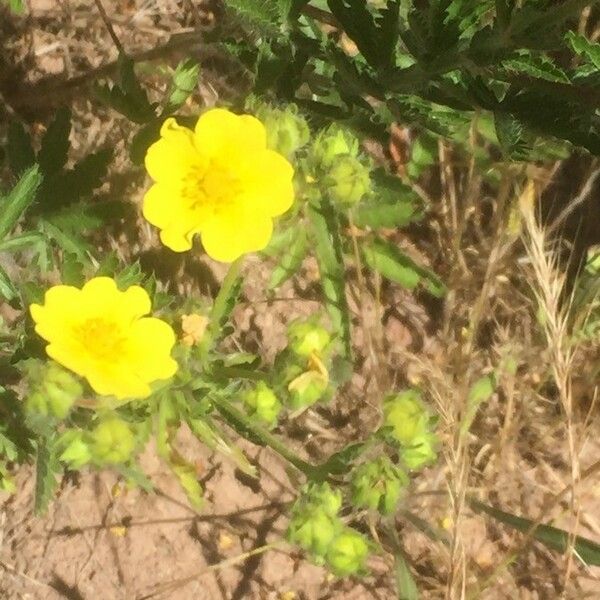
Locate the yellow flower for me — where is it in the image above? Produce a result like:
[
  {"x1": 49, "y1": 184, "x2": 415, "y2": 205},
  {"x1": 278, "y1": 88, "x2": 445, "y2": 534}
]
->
[
  {"x1": 143, "y1": 108, "x2": 295, "y2": 262},
  {"x1": 30, "y1": 277, "x2": 178, "y2": 400}
]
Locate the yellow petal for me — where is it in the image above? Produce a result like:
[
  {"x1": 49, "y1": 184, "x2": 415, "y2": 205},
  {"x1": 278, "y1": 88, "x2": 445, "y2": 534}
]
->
[
  {"x1": 86, "y1": 364, "x2": 152, "y2": 400},
  {"x1": 238, "y1": 149, "x2": 294, "y2": 217},
  {"x1": 160, "y1": 226, "x2": 196, "y2": 252},
  {"x1": 127, "y1": 318, "x2": 178, "y2": 381},
  {"x1": 46, "y1": 342, "x2": 94, "y2": 379},
  {"x1": 145, "y1": 118, "x2": 203, "y2": 184},
  {"x1": 200, "y1": 214, "x2": 273, "y2": 262},
  {"x1": 194, "y1": 109, "x2": 266, "y2": 159}
]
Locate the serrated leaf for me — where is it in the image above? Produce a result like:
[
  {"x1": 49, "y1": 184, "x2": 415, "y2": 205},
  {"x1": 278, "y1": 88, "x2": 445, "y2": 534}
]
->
[
  {"x1": 354, "y1": 199, "x2": 420, "y2": 229},
  {"x1": 566, "y1": 31, "x2": 600, "y2": 69},
  {"x1": 227, "y1": 0, "x2": 282, "y2": 34},
  {"x1": 61, "y1": 253, "x2": 86, "y2": 287},
  {"x1": 502, "y1": 52, "x2": 570, "y2": 84},
  {"x1": 0, "y1": 263, "x2": 18, "y2": 302},
  {"x1": 39, "y1": 218, "x2": 90, "y2": 261},
  {"x1": 307, "y1": 197, "x2": 352, "y2": 359},
  {"x1": 38, "y1": 149, "x2": 112, "y2": 210},
  {"x1": 130, "y1": 120, "x2": 162, "y2": 165},
  {"x1": 494, "y1": 111, "x2": 526, "y2": 158},
  {"x1": 269, "y1": 228, "x2": 308, "y2": 288},
  {"x1": 164, "y1": 59, "x2": 200, "y2": 114},
  {"x1": 34, "y1": 437, "x2": 59, "y2": 515},
  {"x1": 0, "y1": 165, "x2": 42, "y2": 241},
  {"x1": 470, "y1": 498, "x2": 600, "y2": 566},
  {"x1": 0, "y1": 231, "x2": 46, "y2": 253},
  {"x1": 7, "y1": 121, "x2": 35, "y2": 175},
  {"x1": 95, "y1": 55, "x2": 156, "y2": 123},
  {"x1": 37, "y1": 107, "x2": 72, "y2": 176},
  {"x1": 362, "y1": 237, "x2": 446, "y2": 297},
  {"x1": 327, "y1": 0, "x2": 399, "y2": 71},
  {"x1": 170, "y1": 451, "x2": 204, "y2": 511}
]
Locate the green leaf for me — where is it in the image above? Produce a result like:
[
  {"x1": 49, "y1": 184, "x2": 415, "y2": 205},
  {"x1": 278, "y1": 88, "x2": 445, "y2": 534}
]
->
[
  {"x1": 394, "y1": 552, "x2": 419, "y2": 600},
  {"x1": 164, "y1": 59, "x2": 200, "y2": 114},
  {"x1": 0, "y1": 263, "x2": 18, "y2": 302},
  {"x1": 494, "y1": 112, "x2": 526, "y2": 159},
  {"x1": 227, "y1": 0, "x2": 282, "y2": 34},
  {"x1": 269, "y1": 228, "x2": 308, "y2": 288},
  {"x1": 362, "y1": 237, "x2": 446, "y2": 297},
  {"x1": 7, "y1": 122, "x2": 35, "y2": 175},
  {"x1": 169, "y1": 449, "x2": 203, "y2": 511},
  {"x1": 501, "y1": 52, "x2": 570, "y2": 84},
  {"x1": 38, "y1": 149, "x2": 112, "y2": 210},
  {"x1": 37, "y1": 107, "x2": 72, "y2": 176},
  {"x1": 34, "y1": 436, "x2": 59, "y2": 515},
  {"x1": 130, "y1": 120, "x2": 162, "y2": 165},
  {"x1": 566, "y1": 31, "x2": 600, "y2": 70},
  {"x1": 0, "y1": 231, "x2": 46, "y2": 253},
  {"x1": 95, "y1": 55, "x2": 156, "y2": 123},
  {"x1": 39, "y1": 218, "x2": 90, "y2": 261},
  {"x1": 470, "y1": 498, "x2": 600, "y2": 566},
  {"x1": 3, "y1": 0, "x2": 25, "y2": 14},
  {"x1": 307, "y1": 197, "x2": 352, "y2": 360},
  {"x1": 0, "y1": 165, "x2": 42, "y2": 241},
  {"x1": 461, "y1": 374, "x2": 496, "y2": 437},
  {"x1": 354, "y1": 199, "x2": 420, "y2": 229},
  {"x1": 327, "y1": 0, "x2": 399, "y2": 71}
]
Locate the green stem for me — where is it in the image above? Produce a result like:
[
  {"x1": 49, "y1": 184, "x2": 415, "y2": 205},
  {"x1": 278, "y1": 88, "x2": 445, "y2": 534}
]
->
[{"x1": 210, "y1": 394, "x2": 323, "y2": 480}]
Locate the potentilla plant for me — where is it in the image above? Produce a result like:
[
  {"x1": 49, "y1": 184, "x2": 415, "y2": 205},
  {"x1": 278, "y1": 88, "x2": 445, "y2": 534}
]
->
[{"x1": 3, "y1": 0, "x2": 600, "y2": 595}]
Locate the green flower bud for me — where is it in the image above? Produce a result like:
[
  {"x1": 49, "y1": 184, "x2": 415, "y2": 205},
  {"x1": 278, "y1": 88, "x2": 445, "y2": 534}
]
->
[
  {"x1": 287, "y1": 370, "x2": 329, "y2": 409},
  {"x1": 383, "y1": 390, "x2": 431, "y2": 446},
  {"x1": 326, "y1": 528, "x2": 369, "y2": 576},
  {"x1": 351, "y1": 457, "x2": 408, "y2": 515},
  {"x1": 288, "y1": 508, "x2": 339, "y2": 557},
  {"x1": 326, "y1": 155, "x2": 370, "y2": 206},
  {"x1": 58, "y1": 430, "x2": 92, "y2": 469},
  {"x1": 288, "y1": 320, "x2": 331, "y2": 357},
  {"x1": 243, "y1": 382, "x2": 282, "y2": 428},
  {"x1": 311, "y1": 125, "x2": 360, "y2": 169},
  {"x1": 91, "y1": 417, "x2": 135, "y2": 464},
  {"x1": 307, "y1": 482, "x2": 342, "y2": 516},
  {"x1": 400, "y1": 432, "x2": 438, "y2": 470},
  {"x1": 255, "y1": 103, "x2": 310, "y2": 158},
  {"x1": 25, "y1": 362, "x2": 83, "y2": 419}
]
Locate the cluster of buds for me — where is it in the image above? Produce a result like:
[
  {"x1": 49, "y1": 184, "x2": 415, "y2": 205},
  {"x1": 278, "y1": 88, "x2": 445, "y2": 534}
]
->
[
  {"x1": 287, "y1": 482, "x2": 369, "y2": 576},
  {"x1": 242, "y1": 381, "x2": 282, "y2": 428},
  {"x1": 59, "y1": 415, "x2": 136, "y2": 469},
  {"x1": 383, "y1": 390, "x2": 438, "y2": 470},
  {"x1": 24, "y1": 361, "x2": 83, "y2": 419},
  {"x1": 250, "y1": 100, "x2": 310, "y2": 159},
  {"x1": 350, "y1": 456, "x2": 408, "y2": 515},
  {"x1": 309, "y1": 124, "x2": 371, "y2": 207},
  {"x1": 279, "y1": 319, "x2": 333, "y2": 409}
]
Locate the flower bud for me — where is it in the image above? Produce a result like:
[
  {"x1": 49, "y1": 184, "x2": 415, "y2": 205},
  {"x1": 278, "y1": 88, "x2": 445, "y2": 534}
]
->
[
  {"x1": 58, "y1": 430, "x2": 92, "y2": 469},
  {"x1": 288, "y1": 508, "x2": 339, "y2": 558},
  {"x1": 400, "y1": 432, "x2": 438, "y2": 470},
  {"x1": 90, "y1": 417, "x2": 135, "y2": 464},
  {"x1": 326, "y1": 155, "x2": 370, "y2": 206},
  {"x1": 288, "y1": 320, "x2": 331, "y2": 357},
  {"x1": 287, "y1": 370, "x2": 328, "y2": 409},
  {"x1": 311, "y1": 125, "x2": 360, "y2": 169},
  {"x1": 287, "y1": 483, "x2": 343, "y2": 558},
  {"x1": 383, "y1": 390, "x2": 430, "y2": 446},
  {"x1": 254, "y1": 103, "x2": 310, "y2": 158},
  {"x1": 242, "y1": 382, "x2": 282, "y2": 428},
  {"x1": 326, "y1": 528, "x2": 369, "y2": 576},
  {"x1": 350, "y1": 457, "x2": 408, "y2": 515},
  {"x1": 25, "y1": 362, "x2": 83, "y2": 419}
]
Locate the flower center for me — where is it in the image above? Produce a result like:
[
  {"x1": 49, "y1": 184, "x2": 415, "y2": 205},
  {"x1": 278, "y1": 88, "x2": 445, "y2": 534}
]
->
[
  {"x1": 182, "y1": 161, "x2": 242, "y2": 215},
  {"x1": 73, "y1": 317, "x2": 128, "y2": 360}
]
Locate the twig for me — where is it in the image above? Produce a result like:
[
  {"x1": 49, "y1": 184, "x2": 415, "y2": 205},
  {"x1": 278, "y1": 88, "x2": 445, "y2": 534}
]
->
[{"x1": 93, "y1": 0, "x2": 125, "y2": 55}]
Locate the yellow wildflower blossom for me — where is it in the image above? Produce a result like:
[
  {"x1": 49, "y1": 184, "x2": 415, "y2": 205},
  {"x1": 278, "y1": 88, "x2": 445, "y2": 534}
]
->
[
  {"x1": 143, "y1": 108, "x2": 295, "y2": 262},
  {"x1": 30, "y1": 277, "x2": 178, "y2": 400}
]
